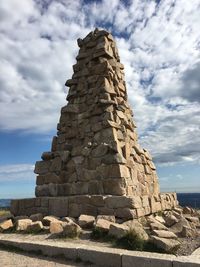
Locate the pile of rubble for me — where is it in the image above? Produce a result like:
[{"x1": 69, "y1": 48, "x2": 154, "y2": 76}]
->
[{"x1": 1, "y1": 206, "x2": 199, "y2": 254}]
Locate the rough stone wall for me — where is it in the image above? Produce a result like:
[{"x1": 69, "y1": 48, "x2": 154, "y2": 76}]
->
[
  {"x1": 34, "y1": 29, "x2": 160, "y2": 198},
  {"x1": 10, "y1": 193, "x2": 178, "y2": 218}
]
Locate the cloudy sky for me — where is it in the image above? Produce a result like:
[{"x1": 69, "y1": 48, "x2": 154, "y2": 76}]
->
[{"x1": 0, "y1": 0, "x2": 200, "y2": 198}]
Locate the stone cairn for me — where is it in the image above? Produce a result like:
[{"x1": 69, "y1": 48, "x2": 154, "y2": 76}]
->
[{"x1": 11, "y1": 29, "x2": 177, "y2": 220}]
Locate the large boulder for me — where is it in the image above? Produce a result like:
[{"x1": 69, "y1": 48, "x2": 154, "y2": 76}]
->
[
  {"x1": 62, "y1": 221, "x2": 82, "y2": 238},
  {"x1": 0, "y1": 219, "x2": 13, "y2": 232},
  {"x1": 50, "y1": 221, "x2": 64, "y2": 234},
  {"x1": 151, "y1": 236, "x2": 180, "y2": 252},
  {"x1": 78, "y1": 214, "x2": 95, "y2": 228},
  {"x1": 109, "y1": 223, "x2": 129, "y2": 239},
  {"x1": 16, "y1": 219, "x2": 32, "y2": 231}
]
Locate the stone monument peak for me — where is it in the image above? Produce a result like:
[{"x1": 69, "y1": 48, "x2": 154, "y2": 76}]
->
[
  {"x1": 35, "y1": 28, "x2": 159, "y2": 198},
  {"x1": 11, "y1": 29, "x2": 177, "y2": 219}
]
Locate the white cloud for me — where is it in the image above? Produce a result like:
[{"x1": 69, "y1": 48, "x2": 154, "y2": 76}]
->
[
  {"x1": 0, "y1": 164, "x2": 34, "y2": 182},
  {"x1": 0, "y1": 0, "x2": 200, "y2": 166}
]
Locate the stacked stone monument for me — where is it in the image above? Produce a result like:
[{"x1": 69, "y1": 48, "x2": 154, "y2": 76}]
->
[{"x1": 11, "y1": 29, "x2": 177, "y2": 219}]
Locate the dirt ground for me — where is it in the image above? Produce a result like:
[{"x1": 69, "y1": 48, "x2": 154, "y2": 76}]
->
[{"x1": 176, "y1": 235, "x2": 200, "y2": 256}]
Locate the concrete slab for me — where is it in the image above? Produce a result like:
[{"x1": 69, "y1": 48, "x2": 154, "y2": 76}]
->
[
  {"x1": 0, "y1": 233, "x2": 200, "y2": 267},
  {"x1": 122, "y1": 250, "x2": 175, "y2": 267},
  {"x1": 78, "y1": 246, "x2": 122, "y2": 267}
]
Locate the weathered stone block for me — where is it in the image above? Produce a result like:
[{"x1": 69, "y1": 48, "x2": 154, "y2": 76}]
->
[
  {"x1": 90, "y1": 195, "x2": 104, "y2": 207},
  {"x1": 98, "y1": 207, "x2": 115, "y2": 215},
  {"x1": 49, "y1": 198, "x2": 68, "y2": 217},
  {"x1": 42, "y1": 216, "x2": 60, "y2": 226},
  {"x1": 68, "y1": 203, "x2": 81, "y2": 218},
  {"x1": 105, "y1": 196, "x2": 142, "y2": 209},
  {"x1": 0, "y1": 219, "x2": 13, "y2": 232},
  {"x1": 115, "y1": 208, "x2": 136, "y2": 219},
  {"x1": 103, "y1": 179, "x2": 126, "y2": 195},
  {"x1": 16, "y1": 219, "x2": 32, "y2": 231},
  {"x1": 78, "y1": 214, "x2": 95, "y2": 228},
  {"x1": 34, "y1": 161, "x2": 50, "y2": 174},
  {"x1": 109, "y1": 223, "x2": 128, "y2": 238}
]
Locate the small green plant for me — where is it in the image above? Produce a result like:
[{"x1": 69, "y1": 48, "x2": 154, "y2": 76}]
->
[
  {"x1": 91, "y1": 228, "x2": 115, "y2": 243},
  {"x1": 91, "y1": 228, "x2": 107, "y2": 240},
  {"x1": 116, "y1": 229, "x2": 145, "y2": 251}
]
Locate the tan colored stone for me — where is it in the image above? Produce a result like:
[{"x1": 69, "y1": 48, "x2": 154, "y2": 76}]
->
[
  {"x1": 164, "y1": 214, "x2": 179, "y2": 227},
  {"x1": 62, "y1": 221, "x2": 82, "y2": 237},
  {"x1": 136, "y1": 208, "x2": 145, "y2": 217},
  {"x1": 150, "y1": 197, "x2": 162, "y2": 213},
  {"x1": 78, "y1": 214, "x2": 95, "y2": 228},
  {"x1": 42, "y1": 216, "x2": 60, "y2": 226},
  {"x1": 123, "y1": 220, "x2": 149, "y2": 241},
  {"x1": 154, "y1": 215, "x2": 165, "y2": 224},
  {"x1": 105, "y1": 196, "x2": 142, "y2": 209},
  {"x1": 96, "y1": 215, "x2": 115, "y2": 223},
  {"x1": 0, "y1": 219, "x2": 13, "y2": 232},
  {"x1": 152, "y1": 230, "x2": 177, "y2": 239},
  {"x1": 109, "y1": 223, "x2": 129, "y2": 238},
  {"x1": 16, "y1": 219, "x2": 32, "y2": 231},
  {"x1": 103, "y1": 179, "x2": 126, "y2": 195},
  {"x1": 95, "y1": 218, "x2": 112, "y2": 232},
  {"x1": 50, "y1": 221, "x2": 63, "y2": 234},
  {"x1": 97, "y1": 164, "x2": 130, "y2": 178},
  {"x1": 151, "y1": 236, "x2": 180, "y2": 252}
]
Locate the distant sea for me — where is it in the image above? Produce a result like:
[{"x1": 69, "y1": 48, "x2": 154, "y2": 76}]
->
[{"x1": 0, "y1": 193, "x2": 200, "y2": 209}]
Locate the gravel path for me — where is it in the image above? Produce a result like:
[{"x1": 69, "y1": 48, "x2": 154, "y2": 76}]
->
[{"x1": 0, "y1": 249, "x2": 92, "y2": 267}]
